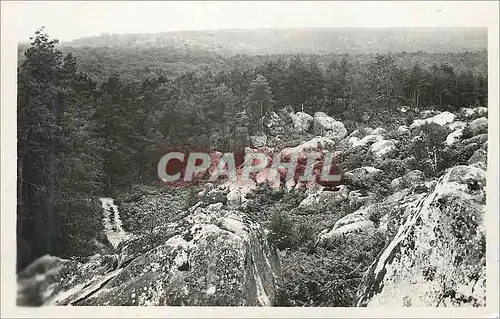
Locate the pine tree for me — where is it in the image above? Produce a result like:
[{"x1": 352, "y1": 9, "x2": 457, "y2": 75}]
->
[
  {"x1": 17, "y1": 28, "x2": 67, "y2": 268},
  {"x1": 245, "y1": 74, "x2": 275, "y2": 135}
]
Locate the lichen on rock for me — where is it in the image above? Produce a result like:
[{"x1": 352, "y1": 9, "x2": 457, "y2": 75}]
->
[
  {"x1": 356, "y1": 165, "x2": 487, "y2": 307},
  {"x1": 17, "y1": 203, "x2": 282, "y2": 307}
]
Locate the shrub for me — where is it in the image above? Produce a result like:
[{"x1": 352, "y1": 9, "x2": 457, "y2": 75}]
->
[
  {"x1": 367, "y1": 204, "x2": 385, "y2": 227},
  {"x1": 276, "y1": 232, "x2": 387, "y2": 307},
  {"x1": 267, "y1": 210, "x2": 297, "y2": 250},
  {"x1": 405, "y1": 122, "x2": 450, "y2": 177},
  {"x1": 375, "y1": 158, "x2": 411, "y2": 184},
  {"x1": 337, "y1": 144, "x2": 374, "y2": 172},
  {"x1": 441, "y1": 142, "x2": 480, "y2": 170},
  {"x1": 243, "y1": 184, "x2": 290, "y2": 220},
  {"x1": 405, "y1": 112, "x2": 416, "y2": 126}
]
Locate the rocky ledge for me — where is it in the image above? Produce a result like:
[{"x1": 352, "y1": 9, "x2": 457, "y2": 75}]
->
[
  {"x1": 356, "y1": 165, "x2": 487, "y2": 307},
  {"x1": 17, "y1": 203, "x2": 281, "y2": 306}
]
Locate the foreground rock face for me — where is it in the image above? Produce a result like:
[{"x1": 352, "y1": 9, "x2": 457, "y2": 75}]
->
[
  {"x1": 357, "y1": 165, "x2": 487, "y2": 307},
  {"x1": 17, "y1": 203, "x2": 281, "y2": 306}
]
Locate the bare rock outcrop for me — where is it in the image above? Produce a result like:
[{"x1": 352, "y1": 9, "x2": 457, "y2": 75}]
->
[
  {"x1": 17, "y1": 203, "x2": 282, "y2": 307},
  {"x1": 356, "y1": 165, "x2": 486, "y2": 307}
]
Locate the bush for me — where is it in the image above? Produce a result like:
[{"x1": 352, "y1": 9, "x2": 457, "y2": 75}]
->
[
  {"x1": 276, "y1": 232, "x2": 387, "y2": 307},
  {"x1": 243, "y1": 184, "x2": 289, "y2": 220},
  {"x1": 267, "y1": 210, "x2": 297, "y2": 250},
  {"x1": 337, "y1": 144, "x2": 374, "y2": 172},
  {"x1": 405, "y1": 112, "x2": 416, "y2": 126},
  {"x1": 441, "y1": 142, "x2": 480, "y2": 170},
  {"x1": 343, "y1": 168, "x2": 393, "y2": 199},
  {"x1": 367, "y1": 204, "x2": 385, "y2": 227},
  {"x1": 404, "y1": 122, "x2": 450, "y2": 177},
  {"x1": 375, "y1": 158, "x2": 411, "y2": 183},
  {"x1": 115, "y1": 184, "x2": 191, "y2": 234}
]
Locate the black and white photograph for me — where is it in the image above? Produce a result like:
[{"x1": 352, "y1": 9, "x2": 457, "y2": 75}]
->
[{"x1": 1, "y1": 1, "x2": 499, "y2": 317}]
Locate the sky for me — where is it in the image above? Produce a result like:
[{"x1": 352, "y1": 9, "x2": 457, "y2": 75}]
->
[{"x1": 1, "y1": 1, "x2": 498, "y2": 42}]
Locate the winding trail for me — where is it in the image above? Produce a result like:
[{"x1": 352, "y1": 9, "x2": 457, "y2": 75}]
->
[{"x1": 99, "y1": 198, "x2": 128, "y2": 248}]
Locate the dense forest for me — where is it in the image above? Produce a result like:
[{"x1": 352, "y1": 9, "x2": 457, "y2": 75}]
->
[{"x1": 17, "y1": 27, "x2": 488, "y2": 276}]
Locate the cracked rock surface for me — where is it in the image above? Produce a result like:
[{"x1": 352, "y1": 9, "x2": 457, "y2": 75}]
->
[{"x1": 17, "y1": 202, "x2": 281, "y2": 306}]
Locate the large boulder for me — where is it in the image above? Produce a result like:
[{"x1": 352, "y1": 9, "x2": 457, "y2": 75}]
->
[
  {"x1": 410, "y1": 111, "x2": 456, "y2": 130},
  {"x1": 313, "y1": 112, "x2": 347, "y2": 141},
  {"x1": 317, "y1": 189, "x2": 422, "y2": 247},
  {"x1": 371, "y1": 127, "x2": 386, "y2": 136},
  {"x1": 298, "y1": 185, "x2": 349, "y2": 209},
  {"x1": 397, "y1": 125, "x2": 409, "y2": 134},
  {"x1": 317, "y1": 206, "x2": 377, "y2": 246},
  {"x1": 469, "y1": 117, "x2": 488, "y2": 135},
  {"x1": 445, "y1": 129, "x2": 463, "y2": 146},
  {"x1": 290, "y1": 112, "x2": 314, "y2": 132},
  {"x1": 348, "y1": 190, "x2": 373, "y2": 208},
  {"x1": 17, "y1": 254, "x2": 120, "y2": 306},
  {"x1": 462, "y1": 133, "x2": 488, "y2": 147},
  {"x1": 460, "y1": 107, "x2": 488, "y2": 118},
  {"x1": 390, "y1": 170, "x2": 426, "y2": 192},
  {"x1": 420, "y1": 109, "x2": 440, "y2": 119},
  {"x1": 449, "y1": 121, "x2": 467, "y2": 131},
  {"x1": 281, "y1": 136, "x2": 334, "y2": 159},
  {"x1": 349, "y1": 127, "x2": 374, "y2": 138},
  {"x1": 468, "y1": 142, "x2": 488, "y2": 170},
  {"x1": 344, "y1": 167, "x2": 382, "y2": 185},
  {"x1": 17, "y1": 204, "x2": 282, "y2": 307},
  {"x1": 357, "y1": 165, "x2": 486, "y2": 307},
  {"x1": 346, "y1": 136, "x2": 361, "y2": 147},
  {"x1": 226, "y1": 179, "x2": 257, "y2": 208},
  {"x1": 349, "y1": 129, "x2": 363, "y2": 138},
  {"x1": 351, "y1": 134, "x2": 384, "y2": 148}
]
